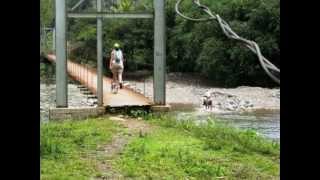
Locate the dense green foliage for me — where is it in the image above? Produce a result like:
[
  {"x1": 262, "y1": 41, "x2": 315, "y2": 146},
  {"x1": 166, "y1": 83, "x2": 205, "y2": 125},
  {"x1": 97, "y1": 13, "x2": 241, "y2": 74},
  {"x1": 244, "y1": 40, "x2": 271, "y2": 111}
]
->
[
  {"x1": 40, "y1": 0, "x2": 54, "y2": 27},
  {"x1": 41, "y1": 0, "x2": 279, "y2": 86},
  {"x1": 116, "y1": 114, "x2": 280, "y2": 179},
  {"x1": 40, "y1": 118, "x2": 120, "y2": 179}
]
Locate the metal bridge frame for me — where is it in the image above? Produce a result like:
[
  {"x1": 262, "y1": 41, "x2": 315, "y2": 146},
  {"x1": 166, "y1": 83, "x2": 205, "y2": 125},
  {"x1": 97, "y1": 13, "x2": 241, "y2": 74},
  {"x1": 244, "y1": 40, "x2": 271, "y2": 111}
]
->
[
  {"x1": 55, "y1": 0, "x2": 166, "y2": 108},
  {"x1": 40, "y1": 27, "x2": 55, "y2": 53}
]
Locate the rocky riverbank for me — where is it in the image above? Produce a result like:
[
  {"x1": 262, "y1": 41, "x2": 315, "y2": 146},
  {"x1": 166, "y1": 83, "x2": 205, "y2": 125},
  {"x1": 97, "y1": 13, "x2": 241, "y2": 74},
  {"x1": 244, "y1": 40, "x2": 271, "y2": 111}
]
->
[
  {"x1": 125, "y1": 73, "x2": 280, "y2": 113},
  {"x1": 40, "y1": 83, "x2": 98, "y2": 121}
]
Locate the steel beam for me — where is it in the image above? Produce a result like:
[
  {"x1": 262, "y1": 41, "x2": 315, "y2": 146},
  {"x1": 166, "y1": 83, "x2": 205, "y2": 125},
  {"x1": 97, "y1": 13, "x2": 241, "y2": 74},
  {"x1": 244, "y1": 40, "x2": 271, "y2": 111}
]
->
[
  {"x1": 55, "y1": 0, "x2": 68, "y2": 107},
  {"x1": 67, "y1": 12, "x2": 153, "y2": 19},
  {"x1": 97, "y1": 0, "x2": 103, "y2": 106},
  {"x1": 153, "y1": 0, "x2": 166, "y2": 105}
]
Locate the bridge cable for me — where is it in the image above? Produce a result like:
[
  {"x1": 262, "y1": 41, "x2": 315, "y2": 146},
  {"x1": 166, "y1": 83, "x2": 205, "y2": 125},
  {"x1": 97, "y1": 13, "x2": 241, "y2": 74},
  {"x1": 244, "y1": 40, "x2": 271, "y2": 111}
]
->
[
  {"x1": 71, "y1": 0, "x2": 87, "y2": 11},
  {"x1": 175, "y1": 0, "x2": 280, "y2": 84},
  {"x1": 86, "y1": 64, "x2": 88, "y2": 103}
]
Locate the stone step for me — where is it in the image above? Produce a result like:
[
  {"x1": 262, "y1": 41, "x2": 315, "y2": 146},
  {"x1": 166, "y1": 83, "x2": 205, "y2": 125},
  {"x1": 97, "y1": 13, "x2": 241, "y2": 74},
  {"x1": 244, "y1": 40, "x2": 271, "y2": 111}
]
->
[
  {"x1": 87, "y1": 95, "x2": 97, "y2": 99},
  {"x1": 80, "y1": 88, "x2": 89, "y2": 91},
  {"x1": 77, "y1": 85, "x2": 86, "y2": 88},
  {"x1": 82, "y1": 91, "x2": 93, "y2": 95},
  {"x1": 81, "y1": 91, "x2": 91, "y2": 95}
]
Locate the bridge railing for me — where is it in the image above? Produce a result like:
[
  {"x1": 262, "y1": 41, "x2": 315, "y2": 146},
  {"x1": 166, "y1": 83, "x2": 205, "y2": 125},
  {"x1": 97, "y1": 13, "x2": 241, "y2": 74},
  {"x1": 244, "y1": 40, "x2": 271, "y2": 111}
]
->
[{"x1": 40, "y1": 27, "x2": 55, "y2": 55}]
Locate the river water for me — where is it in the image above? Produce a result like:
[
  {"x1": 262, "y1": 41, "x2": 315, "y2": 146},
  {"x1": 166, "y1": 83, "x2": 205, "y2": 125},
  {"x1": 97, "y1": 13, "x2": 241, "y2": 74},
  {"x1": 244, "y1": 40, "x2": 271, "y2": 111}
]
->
[
  {"x1": 172, "y1": 108, "x2": 279, "y2": 141},
  {"x1": 126, "y1": 73, "x2": 280, "y2": 142}
]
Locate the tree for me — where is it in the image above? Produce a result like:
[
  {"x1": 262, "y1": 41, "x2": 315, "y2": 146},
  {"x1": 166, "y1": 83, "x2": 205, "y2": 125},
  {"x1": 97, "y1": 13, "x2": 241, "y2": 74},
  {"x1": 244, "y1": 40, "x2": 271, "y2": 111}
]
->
[{"x1": 41, "y1": 0, "x2": 280, "y2": 87}]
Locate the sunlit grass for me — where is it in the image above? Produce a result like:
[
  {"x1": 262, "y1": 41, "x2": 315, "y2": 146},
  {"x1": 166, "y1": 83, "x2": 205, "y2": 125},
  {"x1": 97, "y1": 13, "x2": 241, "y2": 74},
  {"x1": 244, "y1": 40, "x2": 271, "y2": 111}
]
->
[
  {"x1": 115, "y1": 114, "x2": 279, "y2": 179},
  {"x1": 40, "y1": 117, "x2": 120, "y2": 179}
]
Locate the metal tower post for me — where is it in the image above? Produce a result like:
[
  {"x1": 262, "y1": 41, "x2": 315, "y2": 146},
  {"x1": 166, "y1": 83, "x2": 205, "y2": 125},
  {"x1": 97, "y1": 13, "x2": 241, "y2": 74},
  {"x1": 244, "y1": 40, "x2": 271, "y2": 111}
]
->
[
  {"x1": 153, "y1": 0, "x2": 166, "y2": 105},
  {"x1": 40, "y1": 26, "x2": 43, "y2": 53},
  {"x1": 55, "y1": 0, "x2": 68, "y2": 107},
  {"x1": 52, "y1": 27, "x2": 56, "y2": 52},
  {"x1": 97, "y1": 0, "x2": 103, "y2": 106}
]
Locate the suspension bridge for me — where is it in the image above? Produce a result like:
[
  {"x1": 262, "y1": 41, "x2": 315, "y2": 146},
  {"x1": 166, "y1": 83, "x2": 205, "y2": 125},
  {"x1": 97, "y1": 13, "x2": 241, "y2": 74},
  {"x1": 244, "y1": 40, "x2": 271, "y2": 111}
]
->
[
  {"x1": 45, "y1": 54, "x2": 152, "y2": 107},
  {"x1": 40, "y1": 0, "x2": 279, "y2": 120},
  {"x1": 40, "y1": 0, "x2": 169, "y2": 119}
]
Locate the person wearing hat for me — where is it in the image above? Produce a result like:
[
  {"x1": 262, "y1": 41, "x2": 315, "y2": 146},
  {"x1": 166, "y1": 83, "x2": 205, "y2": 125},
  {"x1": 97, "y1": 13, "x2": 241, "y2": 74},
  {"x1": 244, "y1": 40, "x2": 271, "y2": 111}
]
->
[{"x1": 109, "y1": 43, "x2": 125, "y2": 90}]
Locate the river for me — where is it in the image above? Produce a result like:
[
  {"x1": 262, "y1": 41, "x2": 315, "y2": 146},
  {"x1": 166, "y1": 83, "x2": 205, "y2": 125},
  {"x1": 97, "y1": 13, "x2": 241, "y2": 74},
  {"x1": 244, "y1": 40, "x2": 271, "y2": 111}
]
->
[
  {"x1": 126, "y1": 73, "x2": 280, "y2": 141},
  {"x1": 172, "y1": 108, "x2": 279, "y2": 141}
]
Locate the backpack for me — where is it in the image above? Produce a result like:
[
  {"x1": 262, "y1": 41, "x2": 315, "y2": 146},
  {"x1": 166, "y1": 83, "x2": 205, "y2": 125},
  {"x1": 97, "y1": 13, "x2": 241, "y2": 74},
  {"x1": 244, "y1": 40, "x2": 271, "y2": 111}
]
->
[{"x1": 114, "y1": 50, "x2": 122, "y2": 64}]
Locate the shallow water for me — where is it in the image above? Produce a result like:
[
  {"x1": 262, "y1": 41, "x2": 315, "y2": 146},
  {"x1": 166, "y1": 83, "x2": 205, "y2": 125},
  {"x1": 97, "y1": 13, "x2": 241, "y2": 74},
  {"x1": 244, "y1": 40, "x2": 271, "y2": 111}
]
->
[
  {"x1": 126, "y1": 75, "x2": 280, "y2": 141},
  {"x1": 215, "y1": 111, "x2": 279, "y2": 141},
  {"x1": 173, "y1": 108, "x2": 280, "y2": 141}
]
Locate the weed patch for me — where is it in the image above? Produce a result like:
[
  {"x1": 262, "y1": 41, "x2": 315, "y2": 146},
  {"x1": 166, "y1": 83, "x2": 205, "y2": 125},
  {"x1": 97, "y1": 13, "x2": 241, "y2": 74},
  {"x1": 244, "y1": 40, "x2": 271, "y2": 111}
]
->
[{"x1": 40, "y1": 118, "x2": 120, "y2": 179}]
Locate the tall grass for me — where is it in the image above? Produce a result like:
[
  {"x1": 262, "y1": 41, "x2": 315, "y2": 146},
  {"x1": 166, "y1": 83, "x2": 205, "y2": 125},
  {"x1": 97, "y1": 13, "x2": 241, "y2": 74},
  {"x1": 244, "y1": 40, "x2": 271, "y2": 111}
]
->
[
  {"x1": 146, "y1": 114, "x2": 279, "y2": 155},
  {"x1": 116, "y1": 113, "x2": 280, "y2": 179}
]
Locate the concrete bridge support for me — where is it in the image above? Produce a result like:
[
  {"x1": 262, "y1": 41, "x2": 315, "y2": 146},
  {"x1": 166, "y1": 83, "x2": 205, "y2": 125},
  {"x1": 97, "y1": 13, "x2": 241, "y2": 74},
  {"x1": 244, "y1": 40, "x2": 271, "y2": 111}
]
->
[
  {"x1": 97, "y1": 0, "x2": 103, "y2": 107},
  {"x1": 55, "y1": 0, "x2": 67, "y2": 107},
  {"x1": 153, "y1": 0, "x2": 166, "y2": 105}
]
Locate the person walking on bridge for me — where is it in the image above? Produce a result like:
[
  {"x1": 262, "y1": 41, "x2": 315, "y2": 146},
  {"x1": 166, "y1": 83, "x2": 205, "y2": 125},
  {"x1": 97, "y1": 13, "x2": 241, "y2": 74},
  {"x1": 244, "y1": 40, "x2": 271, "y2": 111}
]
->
[{"x1": 109, "y1": 43, "x2": 125, "y2": 91}]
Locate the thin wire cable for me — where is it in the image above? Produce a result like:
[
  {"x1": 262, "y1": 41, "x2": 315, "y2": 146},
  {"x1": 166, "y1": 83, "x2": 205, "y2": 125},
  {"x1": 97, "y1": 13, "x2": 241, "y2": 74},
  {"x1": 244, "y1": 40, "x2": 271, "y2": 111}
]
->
[
  {"x1": 86, "y1": 64, "x2": 88, "y2": 102},
  {"x1": 175, "y1": 0, "x2": 280, "y2": 84},
  {"x1": 71, "y1": 0, "x2": 87, "y2": 11}
]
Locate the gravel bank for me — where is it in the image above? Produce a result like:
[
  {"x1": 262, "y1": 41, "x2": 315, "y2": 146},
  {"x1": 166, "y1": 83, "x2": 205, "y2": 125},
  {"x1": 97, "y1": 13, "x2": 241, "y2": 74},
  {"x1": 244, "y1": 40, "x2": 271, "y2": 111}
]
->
[
  {"x1": 125, "y1": 73, "x2": 280, "y2": 113},
  {"x1": 40, "y1": 83, "x2": 98, "y2": 121}
]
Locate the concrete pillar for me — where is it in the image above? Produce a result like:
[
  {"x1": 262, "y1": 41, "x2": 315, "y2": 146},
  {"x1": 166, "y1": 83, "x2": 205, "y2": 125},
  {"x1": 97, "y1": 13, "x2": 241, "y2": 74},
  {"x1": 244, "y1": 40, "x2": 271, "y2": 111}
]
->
[
  {"x1": 97, "y1": 0, "x2": 103, "y2": 106},
  {"x1": 55, "y1": 0, "x2": 68, "y2": 107},
  {"x1": 153, "y1": 0, "x2": 166, "y2": 105}
]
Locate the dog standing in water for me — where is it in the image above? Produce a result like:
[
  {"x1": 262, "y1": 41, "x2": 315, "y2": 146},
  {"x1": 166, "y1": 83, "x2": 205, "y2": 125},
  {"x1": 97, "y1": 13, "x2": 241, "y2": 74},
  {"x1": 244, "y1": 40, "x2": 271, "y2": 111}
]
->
[{"x1": 203, "y1": 92, "x2": 213, "y2": 110}]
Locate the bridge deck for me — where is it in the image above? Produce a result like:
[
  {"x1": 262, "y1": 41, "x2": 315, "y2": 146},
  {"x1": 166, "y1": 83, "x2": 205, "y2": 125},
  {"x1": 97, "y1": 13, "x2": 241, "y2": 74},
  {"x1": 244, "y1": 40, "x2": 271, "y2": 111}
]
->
[{"x1": 46, "y1": 54, "x2": 152, "y2": 107}]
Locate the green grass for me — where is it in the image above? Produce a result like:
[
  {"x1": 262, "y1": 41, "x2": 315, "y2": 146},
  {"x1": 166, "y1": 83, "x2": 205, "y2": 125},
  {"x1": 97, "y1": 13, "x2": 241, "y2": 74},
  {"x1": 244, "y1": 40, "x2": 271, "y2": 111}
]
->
[
  {"x1": 40, "y1": 117, "x2": 120, "y2": 180},
  {"x1": 40, "y1": 114, "x2": 280, "y2": 179},
  {"x1": 115, "y1": 114, "x2": 280, "y2": 179}
]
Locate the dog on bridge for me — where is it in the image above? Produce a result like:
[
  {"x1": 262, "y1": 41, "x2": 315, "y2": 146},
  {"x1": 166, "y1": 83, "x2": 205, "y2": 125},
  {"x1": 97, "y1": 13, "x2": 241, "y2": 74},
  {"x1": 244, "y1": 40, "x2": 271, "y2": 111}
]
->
[{"x1": 203, "y1": 92, "x2": 213, "y2": 110}]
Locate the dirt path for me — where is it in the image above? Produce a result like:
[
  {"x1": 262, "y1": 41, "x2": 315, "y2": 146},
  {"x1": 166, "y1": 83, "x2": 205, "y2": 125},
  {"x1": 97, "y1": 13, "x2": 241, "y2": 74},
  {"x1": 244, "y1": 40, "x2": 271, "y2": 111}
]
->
[{"x1": 93, "y1": 115, "x2": 153, "y2": 179}]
